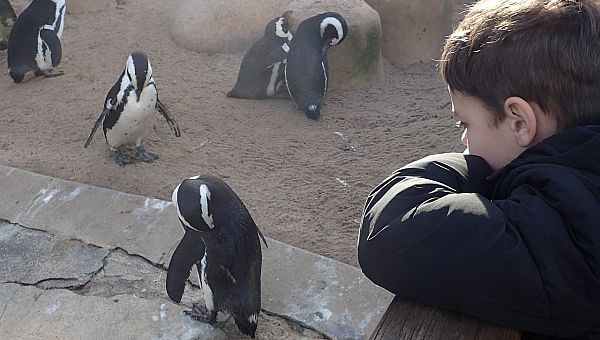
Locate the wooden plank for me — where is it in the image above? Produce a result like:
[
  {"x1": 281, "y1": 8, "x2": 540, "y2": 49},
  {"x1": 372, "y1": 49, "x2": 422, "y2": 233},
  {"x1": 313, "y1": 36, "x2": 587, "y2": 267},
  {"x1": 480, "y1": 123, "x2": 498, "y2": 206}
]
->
[{"x1": 370, "y1": 297, "x2": 521, "y2": 340}]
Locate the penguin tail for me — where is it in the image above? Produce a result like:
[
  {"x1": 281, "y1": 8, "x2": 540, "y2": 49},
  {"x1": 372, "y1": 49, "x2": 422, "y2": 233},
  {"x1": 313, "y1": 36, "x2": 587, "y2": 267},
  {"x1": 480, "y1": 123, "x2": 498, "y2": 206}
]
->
[{"x1": 305, "y1": 104, "x2": 320, "y2": 120}]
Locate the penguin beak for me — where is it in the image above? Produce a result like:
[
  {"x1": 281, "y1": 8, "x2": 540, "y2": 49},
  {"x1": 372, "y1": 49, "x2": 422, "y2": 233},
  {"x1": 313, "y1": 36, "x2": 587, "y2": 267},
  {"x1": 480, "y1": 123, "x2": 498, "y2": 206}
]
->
[
  {"x1": 135, "y1": 88, "x2": 142, "y2": 99},
  {"x1": 166, "y1": 230, "x2": 205, "y2": 303}
]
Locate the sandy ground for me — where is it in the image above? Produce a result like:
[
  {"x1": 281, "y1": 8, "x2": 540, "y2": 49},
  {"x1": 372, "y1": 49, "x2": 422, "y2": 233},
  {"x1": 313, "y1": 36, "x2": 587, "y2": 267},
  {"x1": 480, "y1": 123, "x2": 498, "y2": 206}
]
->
[{"x1": 1, "y1": 0, "x2": 469, "y2": 266}]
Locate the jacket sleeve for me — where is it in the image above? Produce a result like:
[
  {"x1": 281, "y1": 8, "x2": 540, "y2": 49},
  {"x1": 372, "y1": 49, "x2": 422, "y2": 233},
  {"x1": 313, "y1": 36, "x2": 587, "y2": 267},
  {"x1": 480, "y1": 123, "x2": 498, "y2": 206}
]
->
[{"x1": 357, "y1": 153, "x2": 595, "y2": 337}]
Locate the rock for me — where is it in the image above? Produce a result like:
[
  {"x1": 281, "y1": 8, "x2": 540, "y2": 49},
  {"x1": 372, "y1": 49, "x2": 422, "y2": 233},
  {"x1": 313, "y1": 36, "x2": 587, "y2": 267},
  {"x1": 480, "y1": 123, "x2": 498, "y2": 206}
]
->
[
  {"x1": 169, "y1": 0, "x2": 294, "y2": 54},
  {"x1": 365, "y1": 0, "x2": 454, "y2": 67},
  {"x1": 285, "y1": 0, "x2": 383, "y2": 90},
  {"x1": 67, "y1": 0, "x2": 115, "y2": 14},
  {"x1": 0, "y1": 0, "x2": 16, "y2": 50}
]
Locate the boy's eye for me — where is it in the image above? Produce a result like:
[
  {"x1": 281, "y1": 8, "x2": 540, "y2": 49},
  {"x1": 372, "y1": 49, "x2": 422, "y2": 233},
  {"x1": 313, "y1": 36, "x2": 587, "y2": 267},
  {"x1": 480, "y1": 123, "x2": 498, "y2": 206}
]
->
[{"x1": 455, "y1": 120, "x2": 467, "y2": 129}]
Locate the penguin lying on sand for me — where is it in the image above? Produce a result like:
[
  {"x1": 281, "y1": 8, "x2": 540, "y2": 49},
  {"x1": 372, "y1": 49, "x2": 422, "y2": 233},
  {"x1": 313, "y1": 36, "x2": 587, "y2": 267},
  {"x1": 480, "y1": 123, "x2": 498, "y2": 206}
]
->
[
  {"x1": 7, "y1": 0, "x2": 66, "y2": 83},
  {"x1": 227, "y1": 10, "x2": 294, "y2": 99},
  {"x1": 84, "y1": 51, "x2": 181, "y2": 167},
  {"x1": 166, "y1": 175, "x2": 268, "y2": 338},
  {"x1": 285, "y1": 12, "x2": 348, "y2": 120}
]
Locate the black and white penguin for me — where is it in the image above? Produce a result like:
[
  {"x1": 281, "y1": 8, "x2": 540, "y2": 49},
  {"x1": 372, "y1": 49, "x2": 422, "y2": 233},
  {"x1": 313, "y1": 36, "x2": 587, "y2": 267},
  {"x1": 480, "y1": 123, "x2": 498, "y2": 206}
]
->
[
  {"x1": 227, "y1": 10, "x2": 294, "y2": 99},
  {"x1": 84, "y1": 51, "x2": 181, "y2": 166},
  {"x1": 7, "y1": 0, "x2": 66, "y2": 83},
  {"x1": 166, "y1": 175, "x2": 268, "y2": 339},
  {"x1": 284, "y1": 12, "x2": 348, "y2": 120}
]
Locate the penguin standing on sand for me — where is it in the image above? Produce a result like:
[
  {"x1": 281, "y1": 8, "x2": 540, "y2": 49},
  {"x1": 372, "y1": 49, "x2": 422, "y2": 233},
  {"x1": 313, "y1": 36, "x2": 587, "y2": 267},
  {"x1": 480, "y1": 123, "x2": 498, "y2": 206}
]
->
[
  {"x1": 227, "y1": 10, "x2": 294, "y2": 99},
  {"x1": 84, "y1": 51, "x2": 181, "y2": 167},
  {"x1": 7, "y1": 0, "x2": 66, "y2": 83},
  {"x1": 166, "y1": 175, "x2": 268, "y2": 338},
  {"x1": 285, "y1": 12, "x2": 348, "y2": 120}
]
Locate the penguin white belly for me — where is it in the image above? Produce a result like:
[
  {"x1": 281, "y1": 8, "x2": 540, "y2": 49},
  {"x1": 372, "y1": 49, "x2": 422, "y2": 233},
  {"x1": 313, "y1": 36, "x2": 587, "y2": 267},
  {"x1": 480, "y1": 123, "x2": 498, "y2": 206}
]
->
[
  {"x1": 200, "y1": 250, "x2": 215, "y2": 312},
  {"x1": 106, "y1": 86, "x2": 157, "y2": 148}
]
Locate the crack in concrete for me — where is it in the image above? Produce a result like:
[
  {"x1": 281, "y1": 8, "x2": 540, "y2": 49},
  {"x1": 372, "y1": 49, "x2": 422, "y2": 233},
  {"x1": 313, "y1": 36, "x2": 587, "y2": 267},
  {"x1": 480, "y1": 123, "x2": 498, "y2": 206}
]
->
[
  {"x1": 112, "y1": 247, "x2": 166, "y2": 270},
  {"x1": 0, "y1": 295, "x2": 13, "y2": 327},
  {"x1": 3, "y1": 219, "x2": 49, "y2": 235},
  {"x1": 261, "y1": 309, "x2": 332, "y2": 339},
  {"x1": 2, "y1": 277, "x2": 89, "y2": 290}
]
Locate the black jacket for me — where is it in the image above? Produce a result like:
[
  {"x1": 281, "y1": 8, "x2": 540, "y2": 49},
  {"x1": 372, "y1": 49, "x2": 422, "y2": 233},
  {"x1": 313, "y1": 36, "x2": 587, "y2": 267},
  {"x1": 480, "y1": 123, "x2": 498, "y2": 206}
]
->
[{"x1": 358, "y1": 125, "x2": 600, "y2": 338}]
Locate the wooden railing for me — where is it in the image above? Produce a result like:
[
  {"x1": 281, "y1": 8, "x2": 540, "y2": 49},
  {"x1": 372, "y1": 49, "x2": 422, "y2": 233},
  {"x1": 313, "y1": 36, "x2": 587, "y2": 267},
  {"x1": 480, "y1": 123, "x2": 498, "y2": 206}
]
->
[{"x1": 370, "y1": 296, "x2": 522, "y2": 340}]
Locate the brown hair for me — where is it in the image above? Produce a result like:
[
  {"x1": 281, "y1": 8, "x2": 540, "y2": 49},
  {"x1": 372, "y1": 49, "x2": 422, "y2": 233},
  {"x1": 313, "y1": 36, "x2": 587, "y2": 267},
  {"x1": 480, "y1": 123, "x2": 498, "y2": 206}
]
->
[{"x1": 440, "y1": 0, "x2": 600, "y2": 130}]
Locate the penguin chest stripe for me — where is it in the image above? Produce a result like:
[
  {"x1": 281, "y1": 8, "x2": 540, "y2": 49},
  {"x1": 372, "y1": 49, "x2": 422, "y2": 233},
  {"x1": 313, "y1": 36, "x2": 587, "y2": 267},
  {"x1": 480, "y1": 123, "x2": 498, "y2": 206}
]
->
[
  {"x1": 200, "y1": 251, "x2": 215, "y2": 312},
  {"x1": 322, "y1": 61, "x2": 328, "y2": 93},
  {"x1": 266, "y1": 62, "x2": 281, "y2": 97}
]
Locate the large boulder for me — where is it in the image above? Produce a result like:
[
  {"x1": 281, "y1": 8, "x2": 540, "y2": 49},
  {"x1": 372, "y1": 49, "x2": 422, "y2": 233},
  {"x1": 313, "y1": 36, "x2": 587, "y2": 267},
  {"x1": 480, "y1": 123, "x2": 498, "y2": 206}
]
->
[
  {"x1": 169, "y1": 0, "x2": 294, "y2": 54},
  {"x1": 365, "y1": 0, "x2": 454, "y2": 67},
  {"x1": 67, "y1": 0, "x2": 115, "y2": 14},
  {"x1": 284, "y1": 0, "x2": 383, "y2": 90},
  {"x1": 0, "y1": 0, "x2": 15, "y2": 50}
]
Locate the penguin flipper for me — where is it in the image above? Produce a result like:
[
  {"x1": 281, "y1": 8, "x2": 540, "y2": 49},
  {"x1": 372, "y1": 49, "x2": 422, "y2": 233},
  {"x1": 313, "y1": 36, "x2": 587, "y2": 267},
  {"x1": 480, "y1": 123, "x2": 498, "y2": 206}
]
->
[
  {"x1": 156, "y1": 99, "x2": 181, "y2": 137},
  {"x1": 39, "y1": 28, "x2": 62, "y2": 67},
  {"x1": 166, "y1": 230, "x2": 205, "y2": 303},
  {"x1": 84, "y1": 108, "x2": 109, "y2": 148}
]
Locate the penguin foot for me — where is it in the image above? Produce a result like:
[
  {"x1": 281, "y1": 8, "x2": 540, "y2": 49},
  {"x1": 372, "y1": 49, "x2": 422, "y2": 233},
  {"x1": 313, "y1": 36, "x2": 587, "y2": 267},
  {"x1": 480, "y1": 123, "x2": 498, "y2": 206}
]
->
[
  {"x1": 134, "y1": 146, "x2": 159, "y2": 163},
  {"x1": 115, "y1": 149, "x2": 135, "y2": 167},
  {"x1": 185, "y1": 303, "x2": 217, "y2": 324},
  {"x1": 40, "y1": 68, "x2": 64, "y2": 78}
]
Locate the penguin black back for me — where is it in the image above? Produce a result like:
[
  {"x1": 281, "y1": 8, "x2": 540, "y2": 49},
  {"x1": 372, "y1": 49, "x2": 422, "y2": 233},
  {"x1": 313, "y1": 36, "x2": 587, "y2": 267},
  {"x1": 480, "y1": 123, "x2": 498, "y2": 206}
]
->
[
  {"x1": 7, "y1": 0, "x2": 66, "y2": 83},
  {"x1": 167, "y1": 175, "x2": 267, "y2": 338},
  {"x1": 227, "y1": 11, "x2": 294, "y2": 99},
  {"x1": 285, "y1": 12, "x2": 348, "y2": 120}
]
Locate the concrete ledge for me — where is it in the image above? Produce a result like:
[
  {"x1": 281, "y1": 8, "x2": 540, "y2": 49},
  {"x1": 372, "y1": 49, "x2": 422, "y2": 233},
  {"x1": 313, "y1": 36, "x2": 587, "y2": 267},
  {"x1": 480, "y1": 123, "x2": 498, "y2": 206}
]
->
[
  {"x1": 0, "y1": 283, "x2": 222, "y2": 339},
  {"x1": 0, "y1": 164, "x2": 392, "y2": 339}
]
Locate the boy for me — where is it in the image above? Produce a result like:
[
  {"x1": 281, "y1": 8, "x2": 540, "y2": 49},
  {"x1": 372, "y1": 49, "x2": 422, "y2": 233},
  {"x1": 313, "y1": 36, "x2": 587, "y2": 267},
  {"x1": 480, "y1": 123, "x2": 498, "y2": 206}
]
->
[{"x1": 357, "y1": 0, "x2": 600, "y2": 338}]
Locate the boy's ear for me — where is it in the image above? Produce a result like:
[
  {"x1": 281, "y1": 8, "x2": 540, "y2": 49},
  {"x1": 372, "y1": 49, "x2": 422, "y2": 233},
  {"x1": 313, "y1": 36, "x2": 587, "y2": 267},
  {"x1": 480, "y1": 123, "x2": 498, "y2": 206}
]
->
[{"x1": 503, "y1": 97, "x2": 537, "y2": 147}]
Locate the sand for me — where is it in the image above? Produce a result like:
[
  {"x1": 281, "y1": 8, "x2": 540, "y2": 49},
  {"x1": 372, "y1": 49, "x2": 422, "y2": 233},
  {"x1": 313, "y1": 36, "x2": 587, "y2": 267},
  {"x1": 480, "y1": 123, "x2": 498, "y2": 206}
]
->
[{"x1": 1, "y1": 0, "x2": 468, "y2": 266}]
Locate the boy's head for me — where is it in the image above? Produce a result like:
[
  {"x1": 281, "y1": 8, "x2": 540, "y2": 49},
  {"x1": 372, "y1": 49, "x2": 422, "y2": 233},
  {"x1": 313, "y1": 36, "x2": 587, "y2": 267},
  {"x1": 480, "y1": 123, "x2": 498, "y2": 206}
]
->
[{"x1": 440, "y1": 0, "x2": 600, "y2": 169}]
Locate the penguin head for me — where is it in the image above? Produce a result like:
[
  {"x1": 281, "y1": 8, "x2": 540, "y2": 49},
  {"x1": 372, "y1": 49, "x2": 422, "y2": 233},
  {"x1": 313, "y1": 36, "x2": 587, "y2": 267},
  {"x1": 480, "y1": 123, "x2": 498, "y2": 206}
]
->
[
  {"x1": 319, "y1": 12, "x2": 348, "y2": 46},
  {"x1": 125, "y1": 51, "x2": 153, "y2": 96},
  {"x1": 172, "y1": 176, "x2": 215, "y2": 233},
  {"x1": 267, "y1": 10, "x2": 293, "y2": 40},
  {"x1": 233, "y1": 312, "x2": 258, "y2": 338}
]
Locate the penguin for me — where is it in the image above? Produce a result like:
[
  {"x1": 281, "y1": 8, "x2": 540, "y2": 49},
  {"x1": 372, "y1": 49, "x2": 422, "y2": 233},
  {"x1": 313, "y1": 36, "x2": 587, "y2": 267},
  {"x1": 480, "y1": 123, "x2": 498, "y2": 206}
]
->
[
  {"x1": 7, "y1": 0, "x2": 66, "y2": 83},
  {"x1": 227, "y1": 10, "x2": 294, "y2": 99},
  {"x1": 84, "y1": 51, "x2": 181, "y2": 167},
  {"x1": 284, "y1": 12, "x2": 348, "y2": 120},
  {"x1": 166, "y1": 175, "x2": 268, "y2": 339}
]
